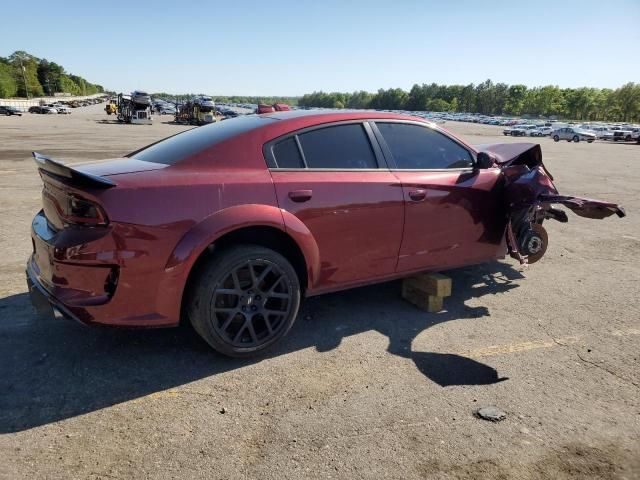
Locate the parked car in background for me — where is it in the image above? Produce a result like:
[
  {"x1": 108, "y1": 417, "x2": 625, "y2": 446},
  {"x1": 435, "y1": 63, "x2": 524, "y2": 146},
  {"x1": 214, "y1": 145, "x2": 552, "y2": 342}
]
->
[
  {"x1": 552, "y1": 127, "x2": 596, "y2": 143},
  {"x1": 530, "y1": 126, "x2": 553, "y2": 137},
  {"x1": 29, "y1": 106, "x2": 45, "y2": 114},
  {"x1": 0, "y1": 106, "x2": 22, "y2": 116},
  {"x1": 41, "y1": 106, "x2": 58, "y2": 114},
  {"x1": 52, "y1": 104, "x2": 72, "y2": 114},
  {"x1": 611, "y1": 128, "x2": 634, "y2": 142},
  {"x1": 509, "y1": 125, "x2": 538, "y2": 136},
  {"x1": 583, "y1": 126, "x2": 610, "y2": 139},
  {"x1": 26, "y1": 111, "x2": 625, "y2": 357},
  {"x1": 503, "y1": 125, "x2": 520, "y2": 136},
  {"x1": 158, "y1": 105, "x2": 176, "y2": 115}
]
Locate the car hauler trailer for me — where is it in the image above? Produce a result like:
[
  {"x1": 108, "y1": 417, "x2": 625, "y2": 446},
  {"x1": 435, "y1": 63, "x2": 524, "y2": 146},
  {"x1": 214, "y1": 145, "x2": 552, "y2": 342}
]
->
[
  {"x1": 174, "y1": 96, "x2": 217, "y2": 125},
  {"x1": 116, "y1": 92, "x2": 152, "y2": 125}
]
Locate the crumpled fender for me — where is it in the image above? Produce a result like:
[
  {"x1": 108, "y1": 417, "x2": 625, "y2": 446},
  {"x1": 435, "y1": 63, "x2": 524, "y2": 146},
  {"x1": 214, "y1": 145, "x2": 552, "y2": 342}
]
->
[
  {"x1": 164, "y1": 203, "x2": 321, "y2": 288},
  {"x1": 478, "y1": 142, "x2": 625, "y2": 264},
  {"x1": 478, "y1": 142, "x2": 625, "y2": 219}
]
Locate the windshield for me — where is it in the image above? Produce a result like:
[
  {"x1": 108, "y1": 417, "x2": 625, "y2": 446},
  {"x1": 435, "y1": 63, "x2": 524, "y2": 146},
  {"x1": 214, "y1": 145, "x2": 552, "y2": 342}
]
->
[{"x1": 129, "y1": 115, "x2": 273, "y2": 165}]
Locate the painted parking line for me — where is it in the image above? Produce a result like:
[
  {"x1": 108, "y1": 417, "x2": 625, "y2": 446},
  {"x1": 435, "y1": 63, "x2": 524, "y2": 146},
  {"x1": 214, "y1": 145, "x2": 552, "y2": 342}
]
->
[{"x1": 461, "y1": 328, "x2": 639, "y2": 359}]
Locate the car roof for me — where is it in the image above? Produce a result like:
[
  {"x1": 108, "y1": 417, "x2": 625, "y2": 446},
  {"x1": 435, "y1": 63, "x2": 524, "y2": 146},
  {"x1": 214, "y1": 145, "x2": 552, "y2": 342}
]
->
[
  {"x1": 248, "y1": 109, "x2": 475, "y2": 154},
  {"x1": 258, "y1": 109, "x2": 434, "y2": 126}
]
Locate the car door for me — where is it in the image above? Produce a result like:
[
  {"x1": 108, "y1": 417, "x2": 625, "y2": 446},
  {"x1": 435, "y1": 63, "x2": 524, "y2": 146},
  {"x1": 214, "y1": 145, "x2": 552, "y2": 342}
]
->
[
  {"x1": 266, "y1": 121, "x2": 404, "y2": 291},
  {"x1": 372, "y1": 121, "x2": 506, "y2": 273}
]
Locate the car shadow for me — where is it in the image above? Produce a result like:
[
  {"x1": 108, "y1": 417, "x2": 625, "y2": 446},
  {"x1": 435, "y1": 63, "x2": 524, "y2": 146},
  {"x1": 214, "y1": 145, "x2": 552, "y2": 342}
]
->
[{"x1": 0, "y1": 260, "x2": 523, "y2": 432}]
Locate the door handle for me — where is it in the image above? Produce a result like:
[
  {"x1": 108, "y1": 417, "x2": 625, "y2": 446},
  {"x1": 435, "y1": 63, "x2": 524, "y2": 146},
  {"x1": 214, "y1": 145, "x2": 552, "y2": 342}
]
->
[
  {"x1": 288, "y1": 189, "x2": 313, "y2": 202},
  {"x1": 408, "y1": 189, "x2": 427, "y2": 201}
]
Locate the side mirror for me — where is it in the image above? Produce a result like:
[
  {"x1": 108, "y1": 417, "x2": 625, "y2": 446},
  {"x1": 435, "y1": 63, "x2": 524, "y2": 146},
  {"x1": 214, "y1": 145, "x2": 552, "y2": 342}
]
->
[{"x1": 476, "y1": 152, "x2": 495, "y2": 169}]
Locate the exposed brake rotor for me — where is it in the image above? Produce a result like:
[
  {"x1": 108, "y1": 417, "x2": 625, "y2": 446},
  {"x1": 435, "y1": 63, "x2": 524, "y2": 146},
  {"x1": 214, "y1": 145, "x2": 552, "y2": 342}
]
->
[{"x1": 525, "y1": 223, "x2": 548, "y2": 264}]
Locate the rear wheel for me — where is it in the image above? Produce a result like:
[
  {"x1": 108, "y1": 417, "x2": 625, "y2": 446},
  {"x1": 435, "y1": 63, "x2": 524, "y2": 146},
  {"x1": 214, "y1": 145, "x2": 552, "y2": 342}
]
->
[
  {"x1": 187, "y1": 245, "x2": 301, "y2": 357},
  {"x1": 553, "y1": 135, "x2": 560, "y2": 142}
]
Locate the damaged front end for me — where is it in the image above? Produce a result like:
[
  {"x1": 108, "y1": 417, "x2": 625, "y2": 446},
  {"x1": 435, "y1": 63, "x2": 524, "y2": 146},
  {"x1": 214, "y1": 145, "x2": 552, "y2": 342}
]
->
[{"x1": 477, "y1": 143, "x2": 626, "y2": 264}]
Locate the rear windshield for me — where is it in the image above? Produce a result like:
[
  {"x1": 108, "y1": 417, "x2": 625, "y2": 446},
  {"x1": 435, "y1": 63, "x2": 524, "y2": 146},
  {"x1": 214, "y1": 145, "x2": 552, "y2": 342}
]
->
[{"x1": 129, "y1": 115, "x2": 272, "y2": 165}]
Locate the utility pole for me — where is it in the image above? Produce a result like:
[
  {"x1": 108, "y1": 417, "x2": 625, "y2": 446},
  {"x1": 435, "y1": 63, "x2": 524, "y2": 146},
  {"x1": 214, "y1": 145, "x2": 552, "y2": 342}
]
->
[{"x1": 18, "y1": 55, "x2": 29, "y2": 99}]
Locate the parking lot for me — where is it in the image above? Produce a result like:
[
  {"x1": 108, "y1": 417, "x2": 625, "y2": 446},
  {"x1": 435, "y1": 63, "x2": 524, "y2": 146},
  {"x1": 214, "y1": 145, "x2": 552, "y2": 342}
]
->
[{"x1": 1, "y1": 104, "x2": 639, "y2": 479}]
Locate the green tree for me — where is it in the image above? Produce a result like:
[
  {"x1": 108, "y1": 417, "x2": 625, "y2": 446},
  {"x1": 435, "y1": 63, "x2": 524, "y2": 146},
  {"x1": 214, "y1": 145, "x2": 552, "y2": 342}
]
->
[
  {"x1": 8, "y1": 51, "x2": 43, "y2": 97},
  {"x1": 504, "y1": 85, "x2": 527, "y2": 115},
  {"x1": 426, "y1": 98, "x2": 450, "y2": 112},
  {"x1": 346, "y1": 90, "x2": 372, "y2": 109},
  {"x1": 614, "y1": 82, "x2": 640, "y2": 122},
  {"x1": 370, "y1": 88, "x2": 408, "y2": 110},
  {"x1": 0, "y1": 59, "x2": 18, "y2": 97}
]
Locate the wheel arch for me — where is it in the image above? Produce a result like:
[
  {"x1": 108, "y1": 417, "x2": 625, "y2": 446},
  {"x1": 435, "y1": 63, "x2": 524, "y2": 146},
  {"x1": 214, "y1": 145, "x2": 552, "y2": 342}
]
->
[{"x1": 162, "y1": 204, "x2": 320, "y2": 324}]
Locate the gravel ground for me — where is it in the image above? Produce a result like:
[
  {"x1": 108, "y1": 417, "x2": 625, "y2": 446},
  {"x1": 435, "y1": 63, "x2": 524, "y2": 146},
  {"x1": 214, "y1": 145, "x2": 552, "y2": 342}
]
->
[{"x1": 0, "y1": 105, "x2": 638, "y2": 480}]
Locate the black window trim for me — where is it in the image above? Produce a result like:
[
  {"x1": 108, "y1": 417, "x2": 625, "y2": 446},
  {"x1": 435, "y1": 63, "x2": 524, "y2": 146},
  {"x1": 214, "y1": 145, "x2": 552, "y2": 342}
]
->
[
  {"x1": 370, "y1": 120, "x2": 477, "y2": 172},
  {"x1": 263, "y1": 120, "x2": 389, "y2": 171}
]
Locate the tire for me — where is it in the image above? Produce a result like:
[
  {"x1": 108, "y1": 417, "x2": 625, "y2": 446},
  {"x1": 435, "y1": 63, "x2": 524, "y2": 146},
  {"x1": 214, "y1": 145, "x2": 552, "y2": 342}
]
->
[
  {"x1": 187, "y1": 245, "x2": 301, "y2": 357},
  {"x1": 573, "y1": 135, "x2": 579, "y2": 143},
  {"x1": 625, "y1": 135, "x2": 632, "y2": 142},
  {"x1": 587, "y1": 140, "x2": 594, "y2": 143},
  {"x1": 553, "y1": 135, "x2": 559, "y2": 142}
]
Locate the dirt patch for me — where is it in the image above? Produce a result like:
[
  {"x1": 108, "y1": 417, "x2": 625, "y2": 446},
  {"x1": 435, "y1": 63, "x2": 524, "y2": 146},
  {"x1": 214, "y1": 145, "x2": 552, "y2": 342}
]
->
[{"x1": 418, "y1": 443, "x2": 637, "y2": 480}]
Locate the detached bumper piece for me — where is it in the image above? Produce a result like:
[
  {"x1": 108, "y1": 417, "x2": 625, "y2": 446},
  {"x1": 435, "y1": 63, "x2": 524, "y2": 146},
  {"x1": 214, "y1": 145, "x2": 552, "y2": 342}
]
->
[
  {"x1": 26, "y1": 272, "x2": 54, "y2": 318},
  {"x1": 26, "y1": 267, "x2": 84, "y2": 325},
  {"x1": 540, "y1": 195, "x2": 626, "y2": 220}
]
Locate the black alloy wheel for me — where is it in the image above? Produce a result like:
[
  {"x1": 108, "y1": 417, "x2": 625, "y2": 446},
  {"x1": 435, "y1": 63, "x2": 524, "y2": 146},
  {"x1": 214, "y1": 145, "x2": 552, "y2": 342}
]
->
[{"x1": 188, "y1": 245, "x2": 301, "y2": 357}]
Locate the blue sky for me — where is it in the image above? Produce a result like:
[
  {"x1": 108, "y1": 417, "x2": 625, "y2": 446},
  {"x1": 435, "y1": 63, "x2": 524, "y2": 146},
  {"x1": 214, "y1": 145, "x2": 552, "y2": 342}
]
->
[{"x1": 3, "y1": 0, "x2": 639, "y2": 95}]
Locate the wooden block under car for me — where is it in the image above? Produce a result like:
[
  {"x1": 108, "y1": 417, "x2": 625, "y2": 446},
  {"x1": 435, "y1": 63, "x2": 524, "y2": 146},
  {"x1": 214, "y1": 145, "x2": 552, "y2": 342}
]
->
[
  {"x1": 404, "y1": 273, "x2": 452, "y2": 297},
  {"x1": 401, "y1": 273, "x2": 452, "y2": 313}
]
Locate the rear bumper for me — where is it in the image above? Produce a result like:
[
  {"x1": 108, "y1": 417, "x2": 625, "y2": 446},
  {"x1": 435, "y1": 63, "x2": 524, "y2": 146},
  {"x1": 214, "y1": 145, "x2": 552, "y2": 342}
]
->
[{"x1": 27, "y1": 210, "x2": 183, "y2": 328}]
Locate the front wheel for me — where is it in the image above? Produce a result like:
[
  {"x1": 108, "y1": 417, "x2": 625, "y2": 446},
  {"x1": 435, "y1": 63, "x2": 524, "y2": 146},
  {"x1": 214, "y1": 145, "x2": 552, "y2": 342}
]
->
[
  {"x1": 573, "y1": 135, "x2": 580, "y2": 142},
  {"x1": 187, "y1": 245, "x2": 301, "y2": 357},
  {"x1": 520, "y1": 224, "x2": 548, "y2": 264},
  {"x1": 553, "y1": 135, "x2": 560, "y2": 142}
]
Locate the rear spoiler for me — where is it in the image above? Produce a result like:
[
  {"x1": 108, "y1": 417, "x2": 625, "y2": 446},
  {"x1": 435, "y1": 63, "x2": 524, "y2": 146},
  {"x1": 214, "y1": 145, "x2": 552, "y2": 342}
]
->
[{"x1": 32, "y1": 152, "x2": 116, "y2": 189}]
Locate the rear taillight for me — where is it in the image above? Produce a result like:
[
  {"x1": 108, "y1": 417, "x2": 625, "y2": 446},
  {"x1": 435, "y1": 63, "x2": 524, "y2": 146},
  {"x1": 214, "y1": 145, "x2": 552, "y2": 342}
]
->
[
  {"x1": 43, "y1": 186, "x2": 108, "y2": 226},
  {"x1": 64, "y1": 195, "x2": 108, "y2": 226}
]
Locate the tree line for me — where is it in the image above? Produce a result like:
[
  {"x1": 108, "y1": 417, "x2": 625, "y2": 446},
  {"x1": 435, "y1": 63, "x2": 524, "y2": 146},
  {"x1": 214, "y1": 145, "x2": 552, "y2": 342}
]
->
[
  {"x1": 0, "y1": 51, "x2": 104, "y2": 99},
  {"x1": 299, "y1": 80, "x2": 640, "y2": 122}
]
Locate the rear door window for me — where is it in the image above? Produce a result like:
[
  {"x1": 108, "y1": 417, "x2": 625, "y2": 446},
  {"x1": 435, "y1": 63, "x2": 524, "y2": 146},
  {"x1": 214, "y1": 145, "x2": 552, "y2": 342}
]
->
[
  {"x1": 376, "y1": 122, "x2": 473, "y2": 169},
  {"x1": 297, "y1": 124, "x2": 378, "y2": 169},
  {"x1": 272, "y1": 137, "x2": 304, "y2": 168}
]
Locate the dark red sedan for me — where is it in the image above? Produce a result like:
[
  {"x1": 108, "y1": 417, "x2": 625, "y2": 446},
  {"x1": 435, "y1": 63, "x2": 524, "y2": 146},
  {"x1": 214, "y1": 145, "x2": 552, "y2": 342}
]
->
[{"x1": 26, "y1": 111, "x2": 624, "y2": 356}]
